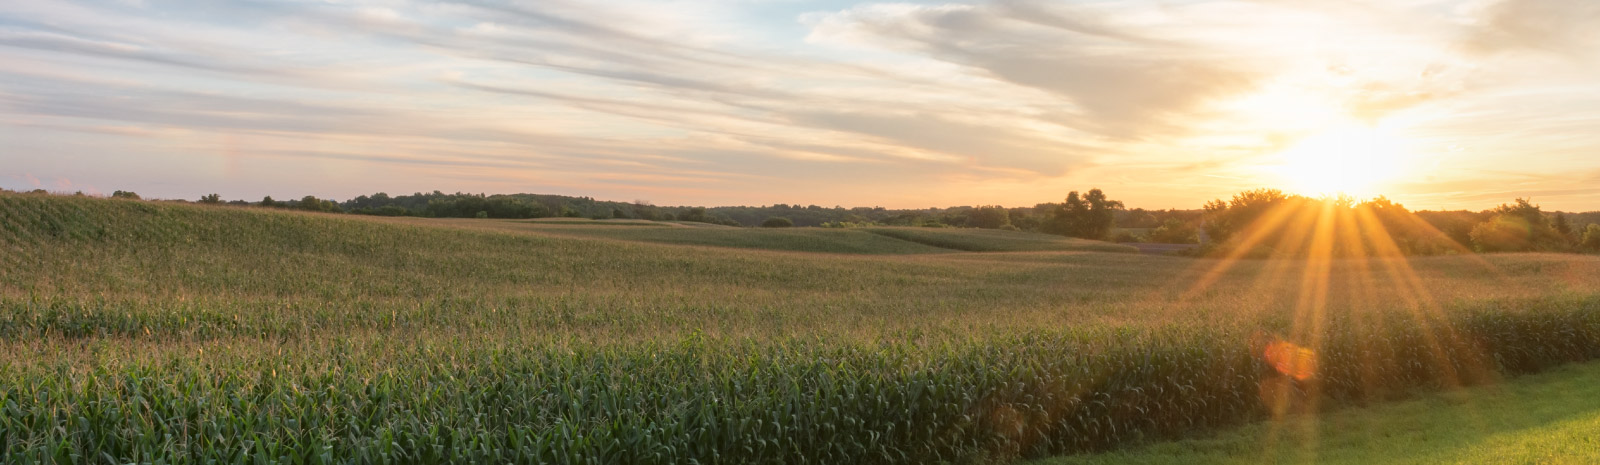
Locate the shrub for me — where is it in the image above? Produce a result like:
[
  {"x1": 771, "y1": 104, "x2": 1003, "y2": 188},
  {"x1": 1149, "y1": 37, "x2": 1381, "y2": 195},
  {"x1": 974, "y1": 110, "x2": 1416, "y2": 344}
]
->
[
  {"x1": 761, "y1": 217, "x2": 794, "y2": 228},
  {"x1": 373, "y1": 205, "x2": 410, "y2": 216},
  {"x1": 111, "y1": 190, "x2": 140, "y2": 200},
  {"x1": 1147, "y1": 219, "x2": 1198, "y2": 244}
]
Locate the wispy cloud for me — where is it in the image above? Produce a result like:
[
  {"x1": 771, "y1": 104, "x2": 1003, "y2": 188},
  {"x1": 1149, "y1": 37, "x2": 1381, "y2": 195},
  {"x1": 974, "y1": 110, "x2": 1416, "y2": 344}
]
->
[{"x1": 0, "y1": 0, "x2": 1596, "y2": 210}]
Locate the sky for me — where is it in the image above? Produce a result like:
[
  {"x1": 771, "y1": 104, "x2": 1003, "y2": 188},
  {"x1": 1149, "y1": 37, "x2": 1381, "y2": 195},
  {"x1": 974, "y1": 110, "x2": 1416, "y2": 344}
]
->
[{"x1": 1, "y1": 0, "x2": 1597, "y2": 211}]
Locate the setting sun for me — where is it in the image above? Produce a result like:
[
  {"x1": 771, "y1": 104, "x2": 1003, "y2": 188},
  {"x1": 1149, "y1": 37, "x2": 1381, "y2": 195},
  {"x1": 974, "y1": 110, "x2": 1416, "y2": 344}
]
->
[{"x1": 1271, "y1": 124, "x2": 1414, "y2": 198}]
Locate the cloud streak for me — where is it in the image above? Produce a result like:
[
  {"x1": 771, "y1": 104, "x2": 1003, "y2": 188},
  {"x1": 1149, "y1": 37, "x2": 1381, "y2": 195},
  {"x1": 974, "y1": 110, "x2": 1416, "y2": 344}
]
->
[{"x1": 0, "y1": 0, "x2": 1597, "y2": 210}]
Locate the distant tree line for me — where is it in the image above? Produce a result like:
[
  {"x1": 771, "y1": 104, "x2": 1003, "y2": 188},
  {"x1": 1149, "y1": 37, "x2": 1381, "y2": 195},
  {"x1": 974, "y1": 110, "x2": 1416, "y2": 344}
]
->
[
  {"x1": 11, "y1": 186, "x2": 1597, "y2": 255},
  {"x1": 1195, "y1": 188, "x2": 1600, "y2": 257}
]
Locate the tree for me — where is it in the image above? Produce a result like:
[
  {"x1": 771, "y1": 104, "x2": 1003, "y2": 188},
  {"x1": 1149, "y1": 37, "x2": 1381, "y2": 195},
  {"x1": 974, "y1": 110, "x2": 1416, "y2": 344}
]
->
[
  {"x1": 966, "y1": 206, "x2": 1011, "y2": 229},
  {"x1": 1470, "y1": 216, "x2": 1536, "y2": 252},
  {"x1": 1044, "y1": 188, "x2": 1123, "y2": 240},
  {"x1": 1080, "y1": 189, "x2": 1123, "y2": 240},
  {"x1": 199, "y1": 193, "x2": 222, "y2": 204},
  {"x1": 260, "y1": 196, "x2": 279, "y2": 208},
  {"x1": 1414, "y1": 210, "x2": 1487, "y2": 248},
  {"x1": 111, "y1": 190, "x2": 140, "y2": 200},
  {"x1": 1470, "y1": 198, "x2": 1563, "y2": 252},
  {"x1": 297, "y1": 195, "x2": 341, "y2": 213},
  {"x1": 1007, "y1": 207, "x2": 1041, "y2": 231},
  {"x1": 760, "y1": 217, "x2": 794, "y2": 228},
  {"x1": 679, "y1": 207, "x2": 710, "y2": 223},
  {"x1": 1553, "y1": 213, "x2": 1576, "y2": 246},
  {"x1": 1202, "y1": 188, "x2": 1287, "y2": 245},
  {"x1": 1581, "y1": 224, "x2": 1600, "y2": 252},
  {"x1": 1358, "y1": 196, "x2": 1457, "y2": 256}
]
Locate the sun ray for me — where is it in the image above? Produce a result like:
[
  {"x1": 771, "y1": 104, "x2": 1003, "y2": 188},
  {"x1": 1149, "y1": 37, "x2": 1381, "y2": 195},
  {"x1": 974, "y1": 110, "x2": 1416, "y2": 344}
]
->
[{"x1": 1181, "y1": 199, "x2": 1315, "y2": 299}]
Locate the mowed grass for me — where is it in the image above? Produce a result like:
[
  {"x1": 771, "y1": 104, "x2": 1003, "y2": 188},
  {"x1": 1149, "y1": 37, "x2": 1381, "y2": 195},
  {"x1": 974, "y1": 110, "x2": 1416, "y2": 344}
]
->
[
  {"x1": 1034, "y1": 360, "x2": 1600, "y2": 465},
  {"x1": 1, "y1": 193, "x2": 1599, "y2": 463}
]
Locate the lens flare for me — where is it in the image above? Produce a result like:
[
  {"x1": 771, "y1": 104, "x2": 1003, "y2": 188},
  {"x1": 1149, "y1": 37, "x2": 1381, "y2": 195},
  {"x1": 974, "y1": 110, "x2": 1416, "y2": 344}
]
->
[{"x1": 1263, "y1": 339, "x2": 1318, "y2": 381}]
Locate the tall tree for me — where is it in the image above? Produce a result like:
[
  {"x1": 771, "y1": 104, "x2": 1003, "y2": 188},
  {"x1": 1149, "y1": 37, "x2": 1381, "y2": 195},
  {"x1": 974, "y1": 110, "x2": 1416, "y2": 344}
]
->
[
  {"x1": 1045, "y1": 188, "x2": 1123, "y2": 240},
  {"x1": 1471, "y1": 198, "x2": 1564, "y2": 252}
]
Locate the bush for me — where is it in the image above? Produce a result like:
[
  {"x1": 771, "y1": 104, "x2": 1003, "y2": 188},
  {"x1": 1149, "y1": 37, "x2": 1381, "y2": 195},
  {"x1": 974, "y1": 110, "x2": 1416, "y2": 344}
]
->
[
  {"x1": 760, "y1": 217, "x2": 794, "y2": 228},
  {"x1": 821, "y1": 221, "x2": 874, "y2": 228},
  {"x1": 475, "y1": 211, "x2": 489, "y2": 219},
  {"x1": 1147, "y1": 219, "x2": 1198, "y2": 244},
  {"x1": 111, "y1": 190, "x2": 140, "y2": 200},
  {"x1": 373, "y1": 205, "x2": 410, "y2": 216}
]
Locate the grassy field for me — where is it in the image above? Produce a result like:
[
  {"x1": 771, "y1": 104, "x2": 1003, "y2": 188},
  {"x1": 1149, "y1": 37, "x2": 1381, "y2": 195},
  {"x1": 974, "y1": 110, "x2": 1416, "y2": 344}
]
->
[
  {"x1": 1, "y1": 193, "x2": 1598, "y2": 463},
  {"x1": 521, "y1": 218, "x2": 676, "y2": 227},
  {"x1": 471, "y1": 220, "x2": 1139, "y2": 254},
  {"x1": 1035, "y1": 360, "x2": 1600, "y2": 464},
  {"x1": 859, "y1": 228, "x2": 1138, "y2": 253}
]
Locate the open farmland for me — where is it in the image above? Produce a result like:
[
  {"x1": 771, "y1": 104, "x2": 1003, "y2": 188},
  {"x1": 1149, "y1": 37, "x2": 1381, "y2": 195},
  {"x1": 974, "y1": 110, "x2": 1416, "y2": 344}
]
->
[
  {"x1": 450, "y1": 220, "x2": 1139, "y2": 255},
  {"x1": 2, "y1": 193, "x2": 1599, "y2": 463}
]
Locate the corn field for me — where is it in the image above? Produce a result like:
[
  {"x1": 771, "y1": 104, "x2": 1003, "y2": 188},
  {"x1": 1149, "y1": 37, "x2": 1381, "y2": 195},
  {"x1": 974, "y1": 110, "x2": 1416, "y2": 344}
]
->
[{"x1": 2, "y1": 193, "x2": 1598, "y2": 463}]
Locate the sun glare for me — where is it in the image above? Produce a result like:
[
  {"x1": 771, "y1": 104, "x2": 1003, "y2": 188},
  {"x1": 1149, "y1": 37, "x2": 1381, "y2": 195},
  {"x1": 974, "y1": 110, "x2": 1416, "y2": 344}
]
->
[{"x1": 1272, "y1": 124, "x2": 1412, "y2": 198}]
